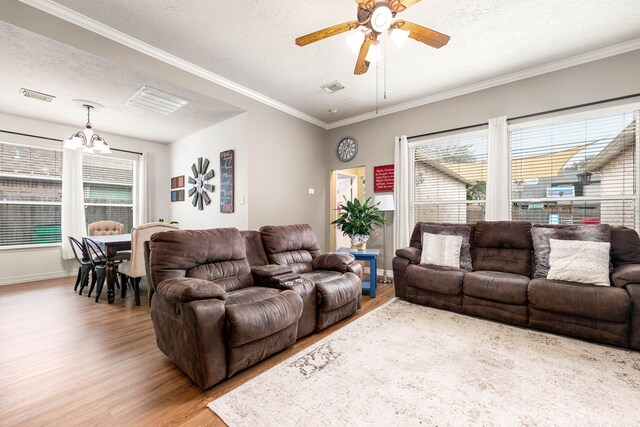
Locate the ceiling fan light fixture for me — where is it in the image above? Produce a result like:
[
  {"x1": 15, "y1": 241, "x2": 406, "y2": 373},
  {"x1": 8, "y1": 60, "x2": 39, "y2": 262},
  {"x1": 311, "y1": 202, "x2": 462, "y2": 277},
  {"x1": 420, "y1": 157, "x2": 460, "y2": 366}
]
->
[
  {"x1": 371, "y1": 6, "x2": 393, "y2": 33},
  {"x1": 365, "y1": 43, "x2": 382, "y2": 63},
  {"x1": 346, "y1": 29, "x2": 365, "y2": 54},
  {"x1": 389, "y1": 28, "x2": 410, "y2": 49}
]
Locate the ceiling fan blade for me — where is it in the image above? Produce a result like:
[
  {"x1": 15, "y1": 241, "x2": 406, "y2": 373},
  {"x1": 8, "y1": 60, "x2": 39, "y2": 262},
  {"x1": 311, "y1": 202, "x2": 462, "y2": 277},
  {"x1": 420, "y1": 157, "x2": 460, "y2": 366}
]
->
[
  {"x1": 392, "y1": 0, "x2": 422, "y2": 12},
  {"x1": 296, "y1": 21, "x2": 359, "y2": 47},
  {"x1": 201, "y1": 158, "x2": 210, "y2": 174},
  {"x1": 202, "y1": 191, "x2": 211, "y2": 206},
  {"x1": 355, "y1": 0, "x2": 375, "y2": 10},
  {"x1": 394, "y1": 20, "x2": 450, "y2": 48},
  {"x1": 204, "y1": 184, "x2": 215, "y2": 192},
  {"x1": 354, "y1": 35, "x2": 373, "y2": 75},
  {"x1": 192, "y1": 192, "x2": 199, "y2": 207},
  {"x1": 188, "y1": 187, "x2": 197, "y2": 197},
  {"x1": 188, "y1": 177, "x2": 196, "y2": 185},
  {"x1": 203, "y1": 169, "x2": 215, "y2": 180},
  {"x1": 191, "y1": 163, "x2": 198, "y2": 177},
  {"x1": 197, "y1": 157, "x2": 203, "y2": 174},
  {"x1": 198, "y1": 194, "x2": 204, "y2": 210}
]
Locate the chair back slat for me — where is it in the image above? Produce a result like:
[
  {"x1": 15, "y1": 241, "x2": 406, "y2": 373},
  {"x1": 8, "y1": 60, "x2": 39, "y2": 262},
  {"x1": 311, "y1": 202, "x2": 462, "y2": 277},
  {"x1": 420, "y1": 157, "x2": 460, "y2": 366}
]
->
[
  {"x1": 69, "y1": 237, "x2": 89, "y2": 263},
  {"x1": 84, "y1": 238, "x2": 108, "y2": 267}
]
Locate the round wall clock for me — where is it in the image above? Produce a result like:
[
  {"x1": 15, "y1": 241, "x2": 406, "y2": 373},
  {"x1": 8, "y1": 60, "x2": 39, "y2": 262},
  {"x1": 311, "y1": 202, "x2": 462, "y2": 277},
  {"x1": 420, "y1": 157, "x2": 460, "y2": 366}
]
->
[
  {"x1": 337, "y1": 137, "x2": 358, "y2": 162},
  {"x1": 187, "y1": 157, "x2": 214, "y2": 210}
]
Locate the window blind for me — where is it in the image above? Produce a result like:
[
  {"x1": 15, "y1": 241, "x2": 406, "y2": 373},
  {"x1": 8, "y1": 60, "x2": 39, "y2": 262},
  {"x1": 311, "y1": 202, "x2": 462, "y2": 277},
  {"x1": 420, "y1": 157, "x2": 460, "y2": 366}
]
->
[
  {"x1": 410, "y1": 133, "x2": 488, "y2": 225},
  {"x1": 0, "y1": 143, "x2": 63, "y2": 247},
  {"x1": 510, "y1": 111, "x2": 638, "y2": 227},
  {"x1": 83, "y1": 154, "x2": 134, "y2": 233}
]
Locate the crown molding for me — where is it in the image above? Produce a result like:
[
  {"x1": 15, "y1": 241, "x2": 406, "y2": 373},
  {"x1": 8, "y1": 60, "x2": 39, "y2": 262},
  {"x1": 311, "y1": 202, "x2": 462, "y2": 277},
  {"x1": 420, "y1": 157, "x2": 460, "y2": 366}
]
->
[
  {"x1": 325, "y1": 37, "x2": 640, "y2": 130},
  {"x1": 19, "y1": 0, "x2": 640, "y2": 132},
  {"x1": 18, "y1": 0, "x2": 330, "y2": 130}
]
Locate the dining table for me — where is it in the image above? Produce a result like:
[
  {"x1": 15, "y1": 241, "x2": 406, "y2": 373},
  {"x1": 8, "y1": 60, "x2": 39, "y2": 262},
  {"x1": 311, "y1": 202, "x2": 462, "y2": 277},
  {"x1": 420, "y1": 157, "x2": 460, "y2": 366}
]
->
[{"x1": 83, "y1": 233, "x2": 132, "y2": 304}]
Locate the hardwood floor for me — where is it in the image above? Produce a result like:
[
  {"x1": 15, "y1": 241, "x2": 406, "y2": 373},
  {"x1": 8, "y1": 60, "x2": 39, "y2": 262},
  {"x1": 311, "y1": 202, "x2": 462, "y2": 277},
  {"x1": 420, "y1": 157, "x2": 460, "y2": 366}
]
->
[{"x1": 0, "y1": 276, "x2": 394, "y2": 426}]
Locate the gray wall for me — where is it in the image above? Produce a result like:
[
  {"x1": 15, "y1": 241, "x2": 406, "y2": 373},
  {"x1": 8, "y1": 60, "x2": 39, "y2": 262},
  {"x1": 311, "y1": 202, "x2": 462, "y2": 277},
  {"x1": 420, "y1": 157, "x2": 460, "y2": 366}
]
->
[{"x1": 328, "y1": 49, "x2": 640, "y2": 272}]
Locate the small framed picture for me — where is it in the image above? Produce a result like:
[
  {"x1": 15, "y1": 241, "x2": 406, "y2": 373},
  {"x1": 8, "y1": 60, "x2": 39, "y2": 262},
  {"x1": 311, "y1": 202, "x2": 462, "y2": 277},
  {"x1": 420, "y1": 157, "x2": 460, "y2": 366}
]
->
[
  {"x1": 171, "y1": 175, "x2": 185, "y2": 189},
  {"x1": 171, "y1": 189, "x2": 185, "y2": 202}
]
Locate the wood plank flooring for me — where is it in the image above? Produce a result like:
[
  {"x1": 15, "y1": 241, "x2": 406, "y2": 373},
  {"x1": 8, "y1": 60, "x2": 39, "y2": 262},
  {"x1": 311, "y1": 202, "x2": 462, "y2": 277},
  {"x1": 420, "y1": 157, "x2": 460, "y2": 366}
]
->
[{"x1": 0, "y1": 276, "x2": 394, "y2": 426}]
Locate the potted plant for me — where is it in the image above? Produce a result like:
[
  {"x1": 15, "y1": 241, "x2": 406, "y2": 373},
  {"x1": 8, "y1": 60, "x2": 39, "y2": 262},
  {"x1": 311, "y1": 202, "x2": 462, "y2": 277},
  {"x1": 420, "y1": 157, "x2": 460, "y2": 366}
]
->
[{"x1": 331, "y1": 196, "x2": 385, "y2": 250}]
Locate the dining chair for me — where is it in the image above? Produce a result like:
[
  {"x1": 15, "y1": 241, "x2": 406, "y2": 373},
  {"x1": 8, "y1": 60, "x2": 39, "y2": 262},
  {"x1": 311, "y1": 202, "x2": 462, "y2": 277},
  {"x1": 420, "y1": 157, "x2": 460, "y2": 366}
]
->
[
  {"x1": 88, "y1": 221, "x2": 125, "y2": 236},
  {"x1": 84, "y1": 238, "x2": 110, "y2": 303},
  {"x1": 68, "y1": 237, "x2": 93, "y2": 294},
  {"x1": 117, "y1": 222, "x2": 178, "y2": 306}
]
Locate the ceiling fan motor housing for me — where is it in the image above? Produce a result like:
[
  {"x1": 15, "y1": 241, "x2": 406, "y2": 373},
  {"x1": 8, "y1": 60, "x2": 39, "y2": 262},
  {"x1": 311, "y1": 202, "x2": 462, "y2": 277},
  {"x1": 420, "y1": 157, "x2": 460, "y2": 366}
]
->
[{"x1": 358, "y1": 0, "x2": 397, "y2": 35}]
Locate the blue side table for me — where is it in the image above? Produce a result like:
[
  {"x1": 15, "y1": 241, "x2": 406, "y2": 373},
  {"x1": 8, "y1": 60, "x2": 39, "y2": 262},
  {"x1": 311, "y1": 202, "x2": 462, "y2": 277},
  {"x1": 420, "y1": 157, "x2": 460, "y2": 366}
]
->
[{"x1": 337, "y1": 248, "x2": 380, "y2": 298}]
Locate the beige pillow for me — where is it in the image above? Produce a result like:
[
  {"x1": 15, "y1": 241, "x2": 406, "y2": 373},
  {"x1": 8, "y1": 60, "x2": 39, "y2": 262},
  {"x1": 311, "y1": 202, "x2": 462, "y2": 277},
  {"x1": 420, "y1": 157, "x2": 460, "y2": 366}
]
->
[
  {"x1": 421, "y1": 232, "x2": 463, "y2": 268},
  {"x1": 547, "y1": 239, "x2": 611, "y2": 286}
]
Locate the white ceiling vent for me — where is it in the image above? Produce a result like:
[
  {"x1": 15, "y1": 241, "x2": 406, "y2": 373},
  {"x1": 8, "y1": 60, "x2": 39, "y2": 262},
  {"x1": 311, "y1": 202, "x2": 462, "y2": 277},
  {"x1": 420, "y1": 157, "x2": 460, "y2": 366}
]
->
[
  {"x1": 127, "y1": 86, "x2": 190, "y2": 115},
  {"x1": 19, "y1": 88, "x2": 55, "y2": 102},
  {"x1": 321, "y1": 81, "x2": 345, "y2": 94}
]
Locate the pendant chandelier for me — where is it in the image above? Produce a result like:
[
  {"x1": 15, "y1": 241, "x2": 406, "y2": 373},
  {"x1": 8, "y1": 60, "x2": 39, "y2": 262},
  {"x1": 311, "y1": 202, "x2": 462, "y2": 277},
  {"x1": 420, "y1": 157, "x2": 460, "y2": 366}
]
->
[{"x1": 63, "y1": 100, "x2": 111, "y2": 154}]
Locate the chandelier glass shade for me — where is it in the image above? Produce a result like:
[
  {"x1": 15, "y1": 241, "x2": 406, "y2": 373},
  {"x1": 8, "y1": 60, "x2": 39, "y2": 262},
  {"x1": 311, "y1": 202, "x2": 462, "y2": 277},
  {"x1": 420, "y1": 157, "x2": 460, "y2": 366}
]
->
[{"x1": 63, "y1": 104, "x2": 111, "y2": 154}]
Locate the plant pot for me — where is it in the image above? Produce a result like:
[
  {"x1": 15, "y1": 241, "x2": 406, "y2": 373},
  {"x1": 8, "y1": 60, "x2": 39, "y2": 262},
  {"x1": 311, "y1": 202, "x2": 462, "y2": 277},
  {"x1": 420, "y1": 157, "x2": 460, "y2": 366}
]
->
[{"x1": 350, "y1": 234, "x2": 369, "y2": 251}]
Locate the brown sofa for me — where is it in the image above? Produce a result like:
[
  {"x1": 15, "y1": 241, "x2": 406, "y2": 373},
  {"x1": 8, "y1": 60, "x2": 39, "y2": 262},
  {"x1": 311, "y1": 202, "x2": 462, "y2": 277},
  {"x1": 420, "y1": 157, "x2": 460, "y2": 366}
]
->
[
  {"x1": 393, "y1": 221, "x2": 640, "y2": 350},
  {"x1": 146, "y1": 224, "x2": 362, "y2": 388}
]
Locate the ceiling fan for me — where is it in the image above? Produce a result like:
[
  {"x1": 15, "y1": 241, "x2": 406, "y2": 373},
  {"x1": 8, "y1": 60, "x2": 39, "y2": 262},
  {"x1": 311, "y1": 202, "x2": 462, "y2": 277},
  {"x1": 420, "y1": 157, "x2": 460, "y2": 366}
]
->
[{"x1": 295, "y1": 0, "x2": 450, "y2": 75}]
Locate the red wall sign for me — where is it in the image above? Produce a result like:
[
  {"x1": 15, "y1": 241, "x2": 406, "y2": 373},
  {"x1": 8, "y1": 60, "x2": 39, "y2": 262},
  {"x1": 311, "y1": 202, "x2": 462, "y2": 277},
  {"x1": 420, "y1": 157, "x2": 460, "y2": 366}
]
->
[{"x1": 374, "y1": 164, "x2": 394, "y2": 192}]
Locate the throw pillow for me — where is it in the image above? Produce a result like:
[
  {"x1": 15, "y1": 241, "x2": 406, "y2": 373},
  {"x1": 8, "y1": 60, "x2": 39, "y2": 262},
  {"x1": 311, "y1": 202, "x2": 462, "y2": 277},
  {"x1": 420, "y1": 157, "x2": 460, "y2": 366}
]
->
[
  {"x1": 531, "y1": 224, "x2": 611, "y2": 278},
  {"x1": 547, "y1": 239, "x2": 611, "y2": 286},
  {"x1": 420, "y1": 224, "x2": 473, "y2": 270},
  {"x1": 421, "y1": 232, "x2": 463, "y2": 268}
]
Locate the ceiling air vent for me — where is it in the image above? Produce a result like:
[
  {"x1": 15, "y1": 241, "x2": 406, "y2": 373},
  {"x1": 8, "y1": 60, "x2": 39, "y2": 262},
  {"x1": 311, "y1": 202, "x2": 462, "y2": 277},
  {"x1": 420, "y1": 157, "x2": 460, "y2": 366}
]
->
[
  {"x1": 321, "y1": 81, "x2": 344, "y2": 94},
  {"x1": 19, "y1": 88, "x2": 55, "y2": 102},
  {"x1": 126, "y1": 86, "x2": 190, "y2": 115}
]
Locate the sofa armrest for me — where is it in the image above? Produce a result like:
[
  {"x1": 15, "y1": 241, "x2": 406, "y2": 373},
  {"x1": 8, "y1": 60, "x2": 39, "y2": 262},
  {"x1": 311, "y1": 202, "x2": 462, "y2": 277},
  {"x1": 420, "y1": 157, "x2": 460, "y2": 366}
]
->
[
  {"x1": 395, "y1": 247, "x2": 421, "y2": 264},
  {"x1": 627, "y1": 284, "x2": 640, "y2": 350},
  {"x1": 156, "y1": 277, "x2": 226, "y2": 304},
  {"x1": 312, "y1": 252, "x2": 356, "y2": 272},
  {"x1": 252, "y1": 265, "x2": 299, "y2": 287},
  {"x1": 611, "y1": 264, "x2": 640, "y2": 288}
]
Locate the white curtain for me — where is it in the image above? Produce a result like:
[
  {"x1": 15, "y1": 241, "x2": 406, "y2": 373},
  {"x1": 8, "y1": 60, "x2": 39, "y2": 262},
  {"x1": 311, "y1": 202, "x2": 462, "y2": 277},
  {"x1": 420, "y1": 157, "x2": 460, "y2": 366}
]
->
[
  {"x1": 135, "y1": 153, "x2": 149, "y2": 226},
  {"x1": 61, "y1": 148, "x2": 87, "y2": 260},
  {"x1": 393, "y1": 135, "x2": 411, "y2": 252},
  {"x1": 486, "y1": 116, "x2": 510, "y2": 220}
]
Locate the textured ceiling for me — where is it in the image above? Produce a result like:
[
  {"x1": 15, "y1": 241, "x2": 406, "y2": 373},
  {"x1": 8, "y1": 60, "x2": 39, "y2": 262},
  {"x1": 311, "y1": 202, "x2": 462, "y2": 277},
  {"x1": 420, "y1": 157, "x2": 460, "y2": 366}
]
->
[
  {"x1": 0, "y1": 21, "x2": 242, "y2": 143},
  {"x1": 45, "y1": 0, "x2": 640, "y2": 124}
]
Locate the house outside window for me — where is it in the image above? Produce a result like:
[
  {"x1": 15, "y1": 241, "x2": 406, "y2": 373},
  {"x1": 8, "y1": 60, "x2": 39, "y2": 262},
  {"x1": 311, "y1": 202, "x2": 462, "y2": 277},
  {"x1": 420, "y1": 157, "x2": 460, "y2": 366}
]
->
[
  {"x1": 510, "y1": 110, "x2": 638, "y2": 228},
  {"x1": 0, "y1": 142, "x2": 63, "y2": 247},
  {"x1": 409, "y1": 132, "x2": 488, "y2": 226}
]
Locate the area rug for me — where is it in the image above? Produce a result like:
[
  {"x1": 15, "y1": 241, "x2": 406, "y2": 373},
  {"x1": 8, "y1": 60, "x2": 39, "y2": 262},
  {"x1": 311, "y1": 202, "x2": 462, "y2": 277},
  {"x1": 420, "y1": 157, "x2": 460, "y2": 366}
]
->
[{"x1": 209, "y1": 299, "x2": 640, "y2": 426}]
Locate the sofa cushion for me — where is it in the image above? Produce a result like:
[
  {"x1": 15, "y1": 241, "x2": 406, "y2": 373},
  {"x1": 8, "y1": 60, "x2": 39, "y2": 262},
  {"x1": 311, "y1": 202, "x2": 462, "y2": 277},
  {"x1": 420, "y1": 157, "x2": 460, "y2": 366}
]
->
[
  {"x1": 547, "y1": 239, "x2": 610, "y2": 286},
  {"x1": 612, "y1": 264, "x2": 640, "y2": 288},
  {"x1": 471, "y1": 247, "x2": 531, "y2": 277},
  {"x1": 420, "y1": 232, "x2": 463, "y2": 268},
  {"x1": 260, "y1": 224, "x2": 320, "y2": 273},
  {"x1": 301, "y1": 270, "x2": 344, "y2": 284},
  {"x1": 528, "y1": 278, "x2": 631, "y2": 323},
  {"x1": 463, "y1": 271, "x2": 529, "y2": 305},
  {"x1": 420, "y1": 224, "x2": 472, "y2": 270},
  {"x1": 316, "y1": 273, "x2": 361, "y2": 312},
  {"x1": 149, "y1": 228, "x2": 253, "y2": 293},
  {"x1": 531, "y1": 224, "x2": 611, "y2": 278},
  {"x1": 226, "y1": 290, "x2": 302, "y2": 347},
  {"x1": 611, "y1": 226, "x2": 640, "y2": 267},
  {"x1": 473, "y1": 221, "x2": 533, "y2": 249},
  {"x1": 241, "y1": 230, "x2": 269, "y2": 267},
  {"x1": 406, "y1": 264, "x2": 464, "y2": 296},
  {"x1": 225, "y1": 287, "x2": 281, "y2": 306}
]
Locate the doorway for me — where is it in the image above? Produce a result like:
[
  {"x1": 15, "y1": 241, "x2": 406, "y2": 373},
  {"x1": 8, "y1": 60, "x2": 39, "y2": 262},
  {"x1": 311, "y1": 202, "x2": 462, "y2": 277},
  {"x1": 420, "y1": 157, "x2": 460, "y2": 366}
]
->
[{"x1": 330, "y1": 166, "x2": 366, "y2": 251}]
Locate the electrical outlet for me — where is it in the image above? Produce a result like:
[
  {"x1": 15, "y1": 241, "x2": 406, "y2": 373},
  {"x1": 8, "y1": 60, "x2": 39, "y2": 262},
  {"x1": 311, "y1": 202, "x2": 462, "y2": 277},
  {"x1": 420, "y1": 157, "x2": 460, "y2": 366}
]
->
[{"x1": 308, "y1": 188, "x2": 315, "y2": 195}]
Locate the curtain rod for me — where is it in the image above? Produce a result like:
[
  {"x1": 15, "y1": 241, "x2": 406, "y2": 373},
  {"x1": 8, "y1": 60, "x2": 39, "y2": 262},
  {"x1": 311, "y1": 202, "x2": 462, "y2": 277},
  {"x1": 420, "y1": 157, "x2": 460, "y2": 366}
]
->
[
  {"x1": 407, "y1": 92, "x2": 640, "y2": 141},
  {"x1": 0, "y1": 129, "x2": 143, "y2": 156}
]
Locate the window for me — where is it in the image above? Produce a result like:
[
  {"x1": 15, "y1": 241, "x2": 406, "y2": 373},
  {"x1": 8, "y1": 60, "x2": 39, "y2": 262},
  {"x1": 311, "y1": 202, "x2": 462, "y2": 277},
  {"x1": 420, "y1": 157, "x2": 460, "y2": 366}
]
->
[
  {"x1": 0, "y1": 141, "x2": 136, "y2": 248},
  {"x1": 83, "y1": 154, "x2": 134, "y2": 234},
  {"x1": 510, "y1": 110, "x2": 638, "y2": 227},
  {"x1": 410, "y1": 132, "x2": 488, "y2": 225},
  {"x1": 0, "y1": 142, "x2": 63, "y2": 247}
]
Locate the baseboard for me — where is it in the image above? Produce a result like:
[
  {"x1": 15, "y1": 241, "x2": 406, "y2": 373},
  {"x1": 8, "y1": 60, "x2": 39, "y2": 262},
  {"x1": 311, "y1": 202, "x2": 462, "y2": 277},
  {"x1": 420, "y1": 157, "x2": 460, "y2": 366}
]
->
[{"x1": 0, "y1": 270, "x2": 76, "y2": 286}]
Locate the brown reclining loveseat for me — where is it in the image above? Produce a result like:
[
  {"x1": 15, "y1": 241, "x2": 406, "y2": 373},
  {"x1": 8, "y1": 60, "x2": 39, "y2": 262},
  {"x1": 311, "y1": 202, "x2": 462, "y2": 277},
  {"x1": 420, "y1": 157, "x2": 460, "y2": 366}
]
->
[
  {"x1": 393, "y1": 220, "x2": 640, "y2": 349},
  {"x1": 147, "y1": 224, "x2": 362, "y2": 388}
]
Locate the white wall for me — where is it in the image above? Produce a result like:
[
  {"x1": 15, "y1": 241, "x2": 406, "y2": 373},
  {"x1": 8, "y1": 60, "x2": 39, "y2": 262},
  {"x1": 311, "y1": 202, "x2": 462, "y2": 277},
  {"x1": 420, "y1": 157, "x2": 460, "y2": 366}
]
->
[
  {"x1": 168, "y1": 113, "x2": 249, "y2": 230},
  {"x1": 0, "y1": 112, "x2": 170, "y2": 285}
]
